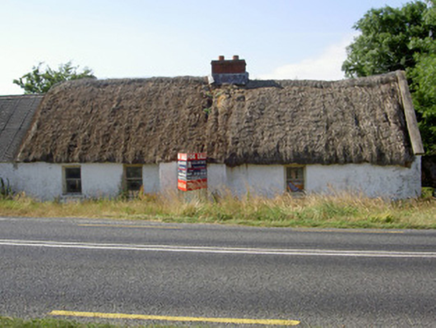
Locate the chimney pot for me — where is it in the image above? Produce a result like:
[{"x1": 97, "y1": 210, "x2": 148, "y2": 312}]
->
[
  {"x1": 233, "y1": 55, "x2": 239, "y2": 60},
  {"x1": 218, "y1": 55, "x2": 225, "y2": 61}
]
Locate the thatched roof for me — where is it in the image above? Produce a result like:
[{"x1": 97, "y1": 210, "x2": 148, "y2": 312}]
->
[
  {"x1": 17, "y1": 71, "x2": 423, "y2": 167},
  {"x1": 0, "y1": 95, "x2": 42, "y2": 162}
]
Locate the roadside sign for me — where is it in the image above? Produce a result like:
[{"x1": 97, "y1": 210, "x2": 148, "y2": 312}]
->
[
  {"x1": 177, "y1": 178, "x2": 207, "y2": 192},
  {"x1": 178, "y1": 153, "x2": 207, "y2": 191},
  {"x1": 178, "y1": 153, "x2": 207, "y2": 161}
]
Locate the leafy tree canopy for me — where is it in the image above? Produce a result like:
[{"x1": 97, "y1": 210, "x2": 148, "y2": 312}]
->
[
  {"x1": 13, "y1": 61, "x2": 96, "y2": 94},
  {"x1": 343, "y1": 0, "x2": 436, "y2": 154},
  {"x1": 409, "y1": 1, "x2": 436, "y2": 154},
  {"x1": 342, "y1": 1, "x2": 432, "y2": 77}
]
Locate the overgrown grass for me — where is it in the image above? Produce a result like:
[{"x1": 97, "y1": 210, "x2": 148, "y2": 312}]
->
[
  {"x1": 0, "y1": 316, "x2": 208, "y2": 328},
  {"x1": 0, "y1": 190, "x2": 435, "y2": 229}
]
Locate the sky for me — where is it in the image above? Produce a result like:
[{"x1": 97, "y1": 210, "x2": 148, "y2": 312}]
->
[{"x1": 1, "y1": 0, "x2": 411, "y2": 95}]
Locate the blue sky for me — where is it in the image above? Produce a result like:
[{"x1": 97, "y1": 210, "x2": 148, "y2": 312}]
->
[{"x1": 1, "y1": 0, "x2": 410, "y2": 94}]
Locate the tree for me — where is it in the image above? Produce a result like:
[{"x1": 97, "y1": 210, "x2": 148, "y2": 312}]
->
[
  {"x1": 342, "y1": 0, "x2": 436, "y2": 154},
  {"x1": 342, "y1": 1, "x2": 431, "y2": 77},
  {"x1": 409, "y1": 0, "x2": 436, "y2": 154},
  {"x1": 409, "y1": 53, "x2": 436, "y2": 154},
  {"x1": 13, "y1": 61, "x2": 96, "y2": 94}
]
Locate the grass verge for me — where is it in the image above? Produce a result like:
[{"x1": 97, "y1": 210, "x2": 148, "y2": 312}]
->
[
  {"x1": 0, "y1": 316, "x2": 211, "y2": 328},
  {"x1": 0, "y1": 189, "x2": 435, "y2": 229}
]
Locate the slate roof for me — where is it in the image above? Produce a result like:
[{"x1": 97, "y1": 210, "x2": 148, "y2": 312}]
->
[{"x1": 0, "y1": 95, "x2": 42, "y2": 162}]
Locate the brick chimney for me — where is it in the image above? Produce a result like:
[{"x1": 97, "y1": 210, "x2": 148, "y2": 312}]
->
[{"x1": 208, "y1": 55, "x2": 249, "y2": 85}]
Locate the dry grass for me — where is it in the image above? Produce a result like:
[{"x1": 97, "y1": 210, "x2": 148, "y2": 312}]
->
[
  {"x1": 0, "y1": 190, "x2": 435, "y2": 229},
  {"x1": 0, "y1": 315, "x2": 208, "y2": 328}
]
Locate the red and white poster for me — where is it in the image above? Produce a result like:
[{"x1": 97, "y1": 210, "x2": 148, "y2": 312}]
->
[{"x1": 177, "y1": 153, "x2": 207, "y2": 191}]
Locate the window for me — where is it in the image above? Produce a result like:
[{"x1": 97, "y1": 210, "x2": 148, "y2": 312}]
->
[
  {"x1": 64, "y1": 166, "x2": 82, "y2": 194},
  {"x1": 286, "y1": 167, "x2": 304, "y2": 193},
  {"x1": 125, "y1": 166, "x2": 143, "y2": 192}
]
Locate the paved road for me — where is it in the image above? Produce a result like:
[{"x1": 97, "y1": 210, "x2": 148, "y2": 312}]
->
[{"x1": 1, "y1": 216, "x2": 435, "y2": 327}]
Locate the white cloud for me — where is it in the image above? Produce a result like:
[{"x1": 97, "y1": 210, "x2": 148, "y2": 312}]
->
[{"x1": 257, "y1": 35, "x2": 356, "y2": 81}]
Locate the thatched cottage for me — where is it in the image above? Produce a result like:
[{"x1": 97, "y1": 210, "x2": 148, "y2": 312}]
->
[{"x1": 0, "y1": 56, "x2": 424, "y2": 200}]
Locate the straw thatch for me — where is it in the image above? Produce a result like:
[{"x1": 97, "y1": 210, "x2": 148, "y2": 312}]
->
[{"x1": 17, "y1": 72, "x2": 419, "y2": 167}]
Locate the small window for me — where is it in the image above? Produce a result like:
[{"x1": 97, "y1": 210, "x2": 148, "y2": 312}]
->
[
  {"x1": 64, "y1": 167, "x2": 82, "y2": 194},
  {"x1": 286, "y1": 167, "x2": 304, "y2": 193},
  {"x1": 125, "y1": 166, "x2": 143, "y2": 192}
]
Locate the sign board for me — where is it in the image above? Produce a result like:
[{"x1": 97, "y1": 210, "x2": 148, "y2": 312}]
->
[
  {"x1": 177, "y1": 179, "x2": 208, "y2": 192},
  {"x1": 177, "y1": 153, "x2": 207, "y2": 161},
  {"x1": 178, "y1": 153, "x2": 207, "y2": 191}
]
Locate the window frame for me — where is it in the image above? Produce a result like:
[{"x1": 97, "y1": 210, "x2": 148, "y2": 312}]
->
[
  {"x1": 285, "y1": 166, "x2": 305, "y2": 193},
  {"x1": 63, "y1": 166, "x2": 82, "y2": 194},
  {"x1": 124, "y1": 165, "x2": 143, "y2": 194}
]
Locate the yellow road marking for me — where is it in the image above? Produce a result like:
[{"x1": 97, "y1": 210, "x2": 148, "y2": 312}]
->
[
  {"x1": 49, "y1": 310, "x2": 300, "y2": 326},
  {"x1": 78, "y1": 224, "x2": 180, "y2": 229}
]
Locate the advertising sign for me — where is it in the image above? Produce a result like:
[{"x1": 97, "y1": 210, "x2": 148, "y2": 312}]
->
[
  {"x1": 177, "y1": 153, "x2": 207, "y2": 161},
  {"x1": 178, "y1": 153, "x2": 207, "y2": 191}
]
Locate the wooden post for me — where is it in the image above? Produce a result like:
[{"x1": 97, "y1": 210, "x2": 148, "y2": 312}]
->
[{"x1": 396, "y1": 71, "x2": 425, "y2": 155}]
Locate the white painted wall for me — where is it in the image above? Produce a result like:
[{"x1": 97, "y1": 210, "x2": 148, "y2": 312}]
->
[
  {"x1": 143, "y1": 165, "x2": 160, "y2": 193},
  {"x1": 80, "y1": 163, "x2": 160, "y2": 197},
  {"x1": 212, "y1": 157, "x2": 421, "y2": 199},
  {"x1": 0, "y1": 162, "x2": 161, "y2": 200},
  {"x1": 80, "y1": 163, "x2": 123, "y2": 198},
  {"x1": 305, "y1": 156, "x2": 422, "y2": 198},
  {"x1": 159, "y1": 162, "x2": 178, "y2": 194},
  {"x1": 0, "y1": 157, "x2": 421, "y2": 200},
  {"x1": 0, "y1": 162, "x2": 63, "y2": 200},
  {"x1": 207, "y1": 164, "x2": 227, "y2": 193},
  {"x1": 205, "y1": 158, "x2": 421, "y2": 198},
  {"x1": 225, "y1": 164, "x2": 285, "y2": 197}
]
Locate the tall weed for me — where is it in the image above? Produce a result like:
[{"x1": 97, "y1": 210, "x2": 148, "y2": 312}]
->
[
  {"x1": 0, "y1": 177, "x2": 13, "y2": 199},
  {"x1": 0, "y1": 190, "x2": 434, "y2": 229}
]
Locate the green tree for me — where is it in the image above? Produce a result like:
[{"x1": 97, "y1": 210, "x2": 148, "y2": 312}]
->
[
  {"x1": 409, "y1": 0, "x2": 436, "y2": 154},
  {"x1": 342, "y1": 0, "x2": 436, "y2": 154},
  {"x1": 13, "y1": 61, "x2": 96, "y2": 94},
  {"x1": 342, "y1": 1, "x2": 431, "y2": 77}
]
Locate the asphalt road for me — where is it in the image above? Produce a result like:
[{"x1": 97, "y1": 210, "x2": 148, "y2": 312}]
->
[{"x1": 0, "y1": 216, "x2": 435, "y2": 327}]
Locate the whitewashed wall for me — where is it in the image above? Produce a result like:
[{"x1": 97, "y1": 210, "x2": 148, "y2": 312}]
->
[
  {"x1": 0, "y1": 162, "x2": 62, "y2": 200},
  {"x1": 81, "y1": 164, "x2": 160, "y2": 197},
  {"x1": 305, "y1": 156, "x2": 422, "y2": 198},
  {"x1": 204, "y1": 157, "x2": 421, "y2": 199},
  {"x1": 0, "y1": 157, "x2": 421, "y2": 200},
  {"x1": 207, "y1": 164, "x2": 227, "y2": 192},
  {"x1": 224, "y1": 164, "x2": 285, "y2": 197},
  {"x1": 159, "y1": 162, "x2": 178, "y2": 194},
  {"x1": 0, "y1": 163, "x2": 161, "y2": 200},
  {"x1": 80, "y1": 163, "x2": 123, "y2": 198},
  {"x1": 143, "y1": 165, "x2": 160, "y2": 194}
]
